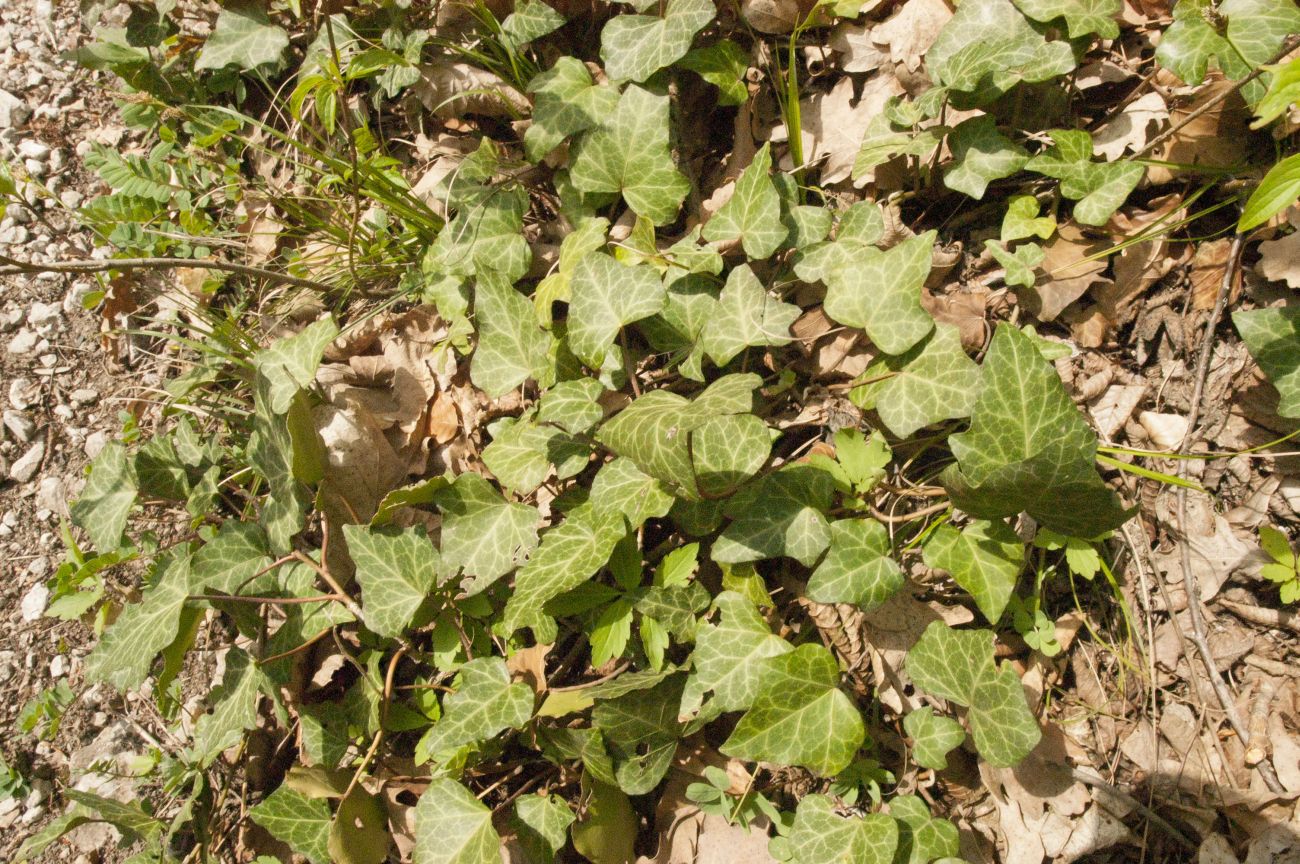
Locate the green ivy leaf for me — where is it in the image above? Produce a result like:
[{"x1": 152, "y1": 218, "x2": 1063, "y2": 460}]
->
[
  {"x1": 923, "y1": 520, "x2": 1024, "y2": 624},
  {"x1": 501, "y1": 0, "x2": 566, "y2": 50},
  {"x1": 190, "y1": 648, "x2": 266, "y2": 767},
  {"x1": 819, "y1": 231, "x2": 937, "y2": 356},
  {"x1": 504, "y1": 503, "x2": 628, "y2": 637},
  {"x1": 1239, "y1": 152, "x2": 1300, "y2": 233},
  {"x1": 253, "y1": 317, "x2": 338, "y2": 415},
  {"x1": 191, "y1": 521, "x2": 271, "y2": 594},
  {"x1": 700, "y1": 264, "x2": 800, "y2": 365},
  {"x1": 941, "y1": 324, "x2": 1128, "y2": 539},
  {"x1": 691, "y1": 591, "x2": 793, "y2": 712},
  {"x1": 1252, "y1": 58, "x2": 1300, "y2": 129},
  {"x1": 427, "y1": 164, "x2": 532, "y2": 283},
  {"x1": 570, "y1": 85, "x2": 690, "y2": 225},
  {"x1": 806, "y1": 519, "x2": 903, "y2": 612},
  {"x1": 853, "y1": 114, "x2": 946, "y2": 183},
  {"x1": 1233, "y1": 307, "x2": 1300, "y2": 417},
  {"x1": 891, "y1": 795, "x2": 960, "y2": 864},
  {"x1": 70, "y1": 441, "x2": 138, "y2": 552},
  {"x1": 984, "y1": 239, "x2": 1044, "y2": 288},
  {"x1": 926, "y1": 0, "x2": 1076, "y2": 100},
  {"x1": 567, "y1": 251, "x2": 666, "y2": 367},
  {"x1": 1011, "y1": 0, "x2": 1120, "y2": 38},
  {"x1": 588, "y1": 457, "x2": 676, "y2": 528},
  {"x1": 471, "y1": 273, "x2": 553, "y2": 398},
  {"x1": 526, "y1": 58, "x2": 620, "y2": 162},
  {"x1": 850, "y1": 323, "x2": 981, "y2": 439},
  {"x1": 723, "y1": 643, "x2": 865, "y2": 776},
  {"x1": 250, "y1": 786, "x2": 332, "y2": 864},
  {"x1": 1001, "y1": 195, "x2": 1056, "y2": 243},
  {"x1": 779, "y1": 795, "x2": 898, "y2": 864},
  {"x1": 195, "y1": 3, "x2": 289, "y2": 71},
  {"x1": 538, "y1": 378, "x2": 606, "y2": 434},
  {"x1": 600, "y1": 0, "x2": 714, "y2": 82},
  {"x1": 249, "y1": 382, "x2": 319, "y2": 553},
  {"x1": 1025, "y1": 130, "x2": 1142, "y2": 226},
  {"x1": 702, "y1": 144, "x2": 788, "y2": 259},
  {"x1": 512, "y1": 795, "x2": 575, "y2": 864},
  {"x1": 969, "y1": 664, "x2": 1043, "y2": 768},
  {"x1": 903, "y1": 707, "x2": 966, "y2": 771},
  {"x1": 418, "y1": 658, "x2": 534, "y2": 758},
  {"x1": 414, "y1": 777, "x2": 502, "y2": 864},
  {"x1": 482, "y1": 412, "x2": 589, "y2": 495},
  {"x1": 1156, "y1": 0, "x2": 1300, "y2": 103},
  {"x1": 432, "y1": 473, "x2": 539, "y2": 593},
  {"x1": 85, "y1": 546, "x2": 191, "y2": 692},
  {"x1": 944, "y1": 116, "x2": 1028, "y2": 200},
  {"x1": 677, "y1": 39, "x2": 750, "y2": 105},
  {"x1": 341, "y1": 524, "x2": 440, "y2": 639},
  {"x1": 713, "y1": 464, "x2": 835, "y2": 566},
  {"x1": 592, "y1": 676, "x2": 684, "y2": 793}
]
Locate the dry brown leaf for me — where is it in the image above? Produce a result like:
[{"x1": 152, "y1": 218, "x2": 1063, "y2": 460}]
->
[
  {"x1": 413, "y1": 61, "x2": 530, "y2": 118},
  {"x1": 1198, "y1": 834, "x2": 1242, "y2": 864},
  {"x1": 1153, "y1": 491, "x2": 1257, "y2": 601},
  {"x1": 1088, "y1": 383, "x2": 1146, "y2": 440},
  {"x1": 428, "y1": 390, "x2": 461, "y2": 444},
  {"x1": 923, "y1": 288, "x2": 989, "y2": 350},
  {"x1": 1190, "y1": 237, "x2": 1233, "y2": 310},
  {"x1": 828, "y1": 24, "x2": 890, "y2": 73},
  {"x1": 741, "y1": 0, "x2": 806, "y2": 33},
  {"x1": 1075, "y1": 59, "x2": 1134, "y2": 90},
  {"x1": 1092, "y1": 92, "x2": 1168, "y2": 160},
  {"x1": 1147, "y1": 81, "x2": 1250, "y2": 185},
  {"x1": 1257, "y1": 231, "x2": 1300, "y2": 288},
  {"x1": 314, "y1": 403, "x2": 408, "y2": 523},
  {"x1": 238, "y1": 194, "x2": 282, "y2": 267},
  {"x1": 869, "y1": 0, "x2": 952, "y2": 72},
  {"x1": 1138, "y1": 410, "x2": 1188, "y2": 449},
  {"x1": 1268, "y1": 710, "x2": 1300, "y2": 793},
  {"x1": 1027, "y1": 225, "x2": 1109, "y2": 321},
  {"x1": 781, "y1": 73, "x2": 904, "y2": 186},
  {"x1": 507, "y1": 643, "x2": 551, "y2": 696}
]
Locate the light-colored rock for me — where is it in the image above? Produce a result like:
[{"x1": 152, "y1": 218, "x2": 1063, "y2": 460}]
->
[
  {"x1": 69, "y1": 388, "x2": 97, "y2": 406},
  {"x1": 0, "y1": 89, "x2": 29, "y2": 128},
  {"x1": 20, "y1": 582, "x2": 48, "y2": 621},
  {"x1": 17, "y1": 139, "x2": 49, "y2": 160},
  {"x1": 36, "y1": 475, "x2": 65, "y2": 516},
  {"x1": 83, "y1": 429, "x2": 109, "y2": 459},
  {"x1": 6, "y1": 327, "x2": 36, "y2": 354},
  {"x1": 10, "y1": 437, "x2": 44, "y2": 482},
  {"x1": 28, "y1": 301, "x2": 61, "y2": 336},
  {"x1": 3, "y1": 410, "x2": 35, "y2": 442}
]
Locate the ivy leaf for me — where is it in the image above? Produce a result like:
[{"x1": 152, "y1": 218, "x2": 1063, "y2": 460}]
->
[
  {"x1": 713, "y1": 464, "x2": 835, "y2": 567},
  {"x1": 253, "y1": 317, "x2": 338, "y2": 415},
  {"x1": 592, "y1": 676, "x2": 684, "y2": 793},
  {"x1": 905, "y1": 621, "x2": 994, "y2": 706},
  {"x1": 538, "y1": 378, "x2": 606, "y2": 434},
  {"x1": 413, "y1": 778, "x2": 501, "y2": 864},
  {"x1": 70, "y1": 441, "x2": 138, "y2": 552},
  {"x1": 418, "y1": 658, "x2": 534, "y2": 758},
  {"x1": 691, "y1": 591, "x2": 793, "y2": 712},
  {"x1": 427, "y1": 161, "x2": 532, "y2": 282},
  {"x1": 249, "y1": 383, "x2": 319, "y2": 553},
  {"x1": 85, "y1": 546, "x2": 191, "y2": 692},
  {"x1": 432, "y1": 473, "x2": 539, "y2": 593},
  {"x1": 589, "y1": 457, "x2": 676, "y2": 528},
  {"x1": 1252, "y1": 58, "x2": 1300, "y2": 129},
  {"x1": 1156, "y1": 0, "x2": 1300, "y2": 103},
  {"x1": 941, "y1": 324, "x2": 1128, "y2": 539},
  {"x1": 512, "y1": 795, "x2": 575, "y2": 864},
  {"x1": 525, "y1": 58, "x2": 620, "y2": 162},
  {"x1": 1025, "y1": 130, "x2": 1142, "y2": 226},
  {"x1": 922, "y1": 520, "x2": 1024, "y2": 624},
  {"x1": 482, "y1": 412, "x2": 589, "y2": 495},
  {"x1": 567, "y1": 251, "x2": 666, "y2": 368},
  {"x1": 854, "y1": 113, "x2": 946, "y2": 183},
  {"x1": 944, "y1": 116, "x2": 1028, "y2": 200},
  {"x1": 969, "y1": 664, "x2": 1042, "y2": 768},
  {"x1": 569, "y1": 85, "x2": 690, "y2": 225},
  {"x1": 903, "y1": 707, "x2": 966, "y2": 771},
  {"x1": 850, "y1": 323, "x2": 981, "y2": 439},
  {"x1": 821, "y1": 231, "x2": 936, "y2": 355},
  {"x1": 722, "y1": 643, "x2": 865, "y2": 776},
  {"x1": 1233, "y1": 307, "x2": 1300, "y2": 417},
  {"x1": 983, "y1": 239, "x2": 1044, "y2": 288},
  {"x1": 926, "y1": 0, "x2": 1076, "y2": 100},
  {"x1": 600, "y1": 0, "x2": 714, "y2": 82},
  {"x1": 677, "y1": 39, "x2": 750, "y2": 106},
  {"x1": 1001, "y1": 195, "x2": 1056, "y2": 243},
  {"x1": 1011, "y1": 0, "x2": 1120, "y2": 39},
  {"x1": 701, "y1": 144, "x2": 788, "y2": 259},
  {"x1": 195, "y1": 3, "x2": 289, "y2": 71},
  {"x1": 891, "y1": 796, "x2": 960, "y2": 864},
  {"x1": 700, "y1": 264, "x2": 799, "y2": 365},
  {"x1": 190, "y1": 648, "x2": 266, "y2": 767},
  {"x1": 190, "y1": 521, "x2": 271, "y2": 594},
  {"x1": 341, "y1": 524, "x2": 440, "y2": 639},
  {"x1": 535, "y1": 218, "x2": 610, "y2": 326},
  {"x1": 778, "y1": 795, "x2": 899, "y2": 864},
  {"x1": 806, "y1": 519, "x2": 904, "y2": 612},
  {"x1": 503, "y1": 503, "x2": 628, "y2": 637},
  {"x1": 471, "y1": 273, "x2": 552, "y2": 398},
  {"x1": 501, "y1": 0, "x2": 565, "y2": 50},
  {"x1": 250, "y1": 786, "x2": 332, "y2": 864}
]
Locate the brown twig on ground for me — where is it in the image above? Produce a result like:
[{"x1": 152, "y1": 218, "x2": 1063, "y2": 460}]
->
[
  {"x1": 1174, "y1": 234, "x2": 1285, "y2": 794},
  {"x1": 0, "y1": 253, "x2": 338, "y2": 293},
  {"x1": 1218, "y1": 597, "x2": 1300, "y2": 635},
  {"x1": 1070, "y1": 767, "x2": 1197, "y2": 852}
]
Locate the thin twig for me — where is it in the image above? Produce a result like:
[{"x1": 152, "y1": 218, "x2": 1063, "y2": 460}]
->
[
  {"x1": 1174, "y1": 234, "x2": 1285, "y2": 794},
  {"x1": 868, "y1": 499, "x2": 950, "y2": 524},
  {"x1": 1070, "y1": 768, "x2": 1197, "y2": 852},
  {"x1": 343, "y1": 643, "x2": 411, "y2": 801},
  {"x1": 0, "y1": 253, "x2": 337, "y2": 293}
]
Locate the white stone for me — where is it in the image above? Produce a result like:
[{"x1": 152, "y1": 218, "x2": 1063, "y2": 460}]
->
[
  {"x1": 0, "y1": 89, "x2": 29, "y2": 128},
  {"x1": 6, "y1": 327, "x2": 36, "y2": 354},
  {"x1": 49, "y1": 655, "x2": 66, "y2": 677},
  {"x1": 9, "y1": 437, "x2": 44, "y2": 482},
  {"x1": 27, "y1": 301, "x2": 61, "y2": 336},
  {"x1": 20, "y1": 582, "x2": 48, "y2": 621},
  {"x1": 3, "y1": 410, "x2": 34, "y2": 442},
  {"x1": 16, "y1": 139, "x2": 49, "y2": 160},
  {"x1": 69, "y1": 388, "x2": 98, "y2": 405},
  {"x1": 84, "y1": 430, "x2": 109, "y2": 459}
]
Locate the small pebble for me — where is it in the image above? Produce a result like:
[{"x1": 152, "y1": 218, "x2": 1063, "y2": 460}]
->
[
  {"x1": 9, "y1": 437, "x2": 44, "y2": 482},
  {"x1": 20, "y1": 582, "x2": 48, "y2": 621}
]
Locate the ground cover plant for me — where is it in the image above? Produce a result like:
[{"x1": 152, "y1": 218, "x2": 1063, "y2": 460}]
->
[{"x1": 7, "y1": 0, "x2": 1300, "y2": 861}]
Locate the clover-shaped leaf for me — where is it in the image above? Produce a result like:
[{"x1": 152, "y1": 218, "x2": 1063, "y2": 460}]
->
[
  {"x1": 691, "y1": 591, "x2": 793, "y2": 712},
  {"x1": 903, "y1": 707, "x2": 966, "y2": 771},
  {"x1": 922, "y1": 520, "x2": 1024, "y2": 624},
  {"x1": 600, "y1": 0, "x2": 714, "y2": 83},
  {"x1": 702, "y1": 143, "x2": 788, "y2": 260},
  {"x1": 1000, "y1": 194, "x2": 1056, "y2": 243},
  {"x1": 343, "y1": 524, "x2": 440, "y2": 639},
  {"x1": 944, "y1": 116, "x2": 1028, "y2": 200},
  {"x1": 850, "y1": 323, "x2": 981, "y2": 439},
  {"x1": 806, "y1": 519, "x2": 903, "y2": 612},
  {"x1": 1234, "y1": 307, "x2": 1300, "y2": 418},
  {"x1": 722, "y1": 643, "x2": 865, "y2": 776}
]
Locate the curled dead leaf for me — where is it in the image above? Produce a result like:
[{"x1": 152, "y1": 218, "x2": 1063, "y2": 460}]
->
[{"x1": 413, "y1": 61, "x2": 530, "y2": 118}]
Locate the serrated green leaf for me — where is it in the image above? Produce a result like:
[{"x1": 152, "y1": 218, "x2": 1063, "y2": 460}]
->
[
  {"x1": 85, "y1": 546, "x2": 191, "y2": 692},
  {"x1": 944, "y1": 116, "x2": 1028, "y2": 200},
  {"x1": 190, "y1": 648, "x2": 265, "y2": 767},
  {"x1": 538, "y1": 378, "x2": 606, "y2": 433},
  {"x1": 926, "y1": 0, "x2": 1076, "y2": 99},
  {"x1": 713, "y1": 464, "x2": 835, "y2": 567},
  {"x1": 903, "y1": 707, "x2": 966, "y2": 771},
  {"x1": 253, "y1": 317, "x2": 338, "y2": 415},
  {"x1": 195, "y1": 3, "x2": 289, "y2": 71},
  {"x1": 984, "y1": 239, "x2": 1043, "y2": 288},
  {"x1": 941, "y1": 324, "x2": 1128, "y2": 538},
  {"x1": 342, "y1": 524, "x2": 440, "y2": 639},
  {"x1": 418, "y1": 658, "x2": 534, "y2": 758},
  {"x1": 414, "y1": 778, "x2": 501, "y2": 864},
  {"x1": 570, "y1": 85, "x2": 690, "y2": 225},
  {"x1": 821, "y1": 231, "x2": 936, "y2": 355},
  {"x1": 600, "y1": 0, "x2": 714, "y2": 82},
  {"x1": 471, "y1": 273, "x2": 553, "y2": 398},
  {"x1": 70, "y1": 441, "x2": 137, "y2": 552},
  {"x1": 782, "y1": 795, "x2": 899, "y2": 864},
  {"x1": 482, "y1": 412, "x2": 589, "y2": 495},
  {"x1": 250, "y1": 786, "x2": 332, "y2": 864},
  {"x1": 501, "y1": 0, "x2": 565, "y2": 50},
  {"x1": 504, "y1": 503, "x2": 627, "y2": 636},
  {"x1": 1001, "y1": 195, "x2": 1056, "y2": 243},
  {"x1": 850, "y1": 323, "x2": 981, "y2": 439},
  {"x1": 702, "y1": 144, "x2": 788, "y2": 259},
  {"x1": 567, "y1": 251, "x2": 665, "y2": 367},
  {"x1": 432, "y1": 473, "x2": 539, "y2": 593},
  {"x1": 969, "y1": 663, "x2": 1042, "y2": 767},
  {"x1": 1240, "y1": 152, "x2": 1300, "y2": 233},
  {"x1": 700, "y1": 264, "x2": 799, "y2": 365},
  {"x1": 806, "y1": 519, "x2": 903, "y2": 612},
  {"x1": 678, "y1": 39, "x2": 750, "y2": 105},
  {"x1": 891, "y1": 795, "x2": 960, "y2": 864},
  {"x1": 526, "y1": 58, "x2": 621, "y2": 162},
  {"x1": 692, "y1": 591, "x2": 793, "y2": 712},
  {"x1": 923, "y1": 521, "x2": 1024, "y2": 624},
  {"x1": 512, "y1": 795, "x2": 575, "y2": 864},
  {"x1": 1234, "y1": 307, "x2": 1300, "y2": 417},
  {"x1": 722, "y1": 643, "x2": 864, "y2": 775},
  {"x1": 1012, "y1": 0, "x2": 1119, "y2": 38}
]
